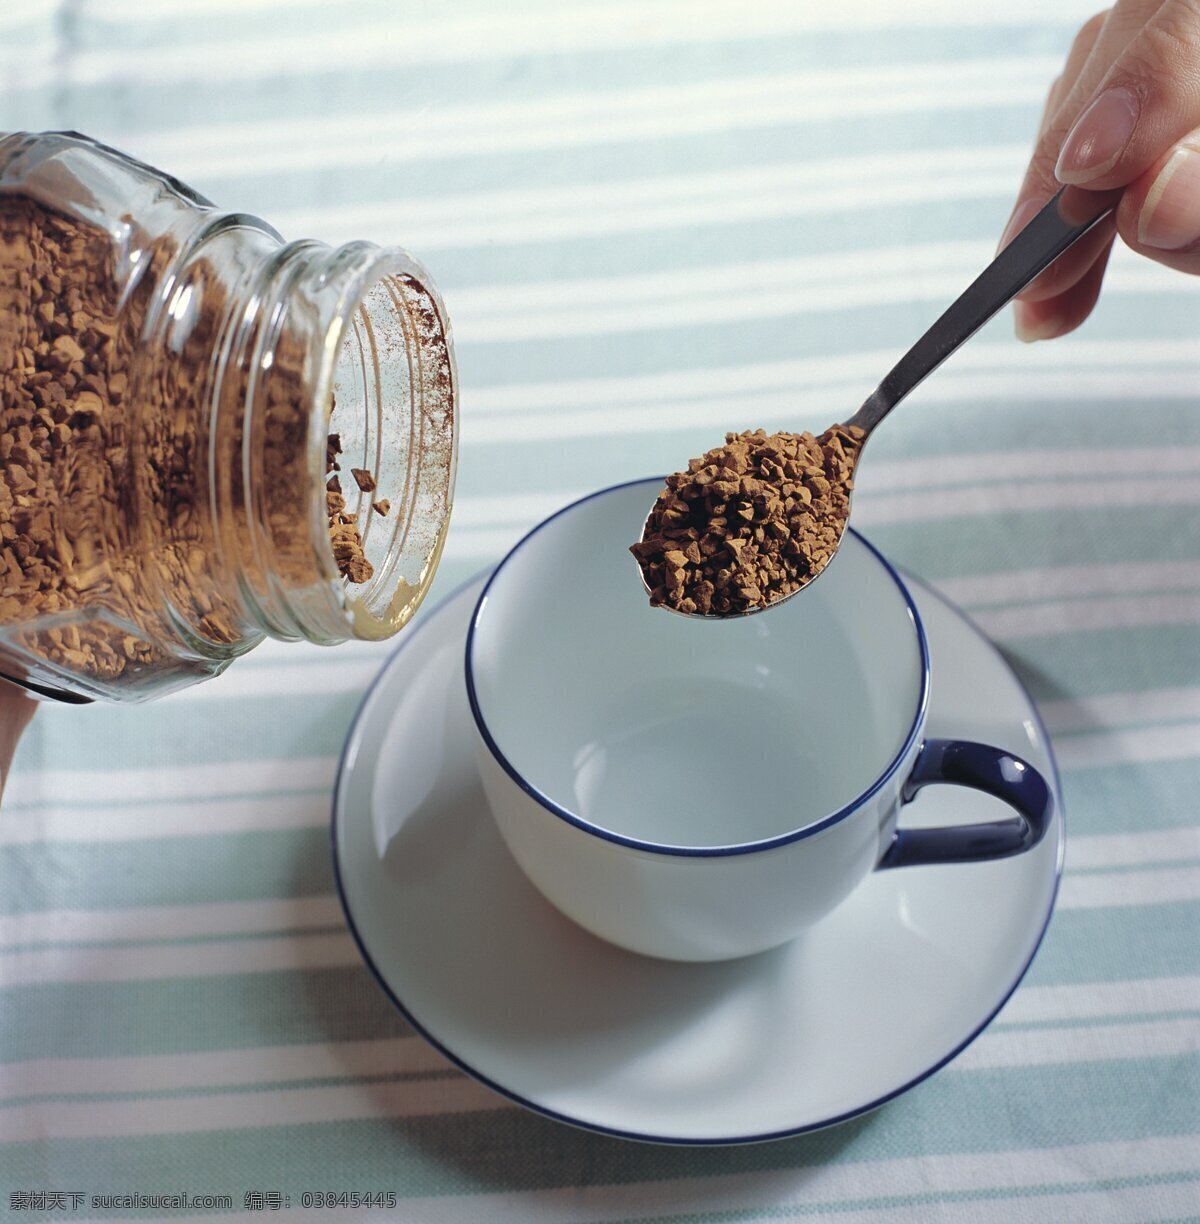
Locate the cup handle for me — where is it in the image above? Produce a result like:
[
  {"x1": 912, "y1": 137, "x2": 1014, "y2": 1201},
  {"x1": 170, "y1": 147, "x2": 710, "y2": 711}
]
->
[{"x1": 878, "y1": 738, "x2": 1053, "y2": 869}]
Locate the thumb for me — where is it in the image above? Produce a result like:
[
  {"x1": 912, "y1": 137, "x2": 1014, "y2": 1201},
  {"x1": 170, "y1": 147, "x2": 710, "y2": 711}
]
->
[{"x1": 1055, "y1": 0, "x2": 1200, "y2": 189}]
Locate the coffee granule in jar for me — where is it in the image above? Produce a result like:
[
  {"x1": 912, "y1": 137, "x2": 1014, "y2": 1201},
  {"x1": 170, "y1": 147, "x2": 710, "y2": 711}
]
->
[
  {"x1": 0, "y1": 130, "x2": 458, "y2": 703},
  {"x1": 0, "y1": 195, "x2": 170, "y2": 681},
  {"x1": 323, "y1": 431, "x2": 373, "y2": 583},
  {"x1": 631, "y1": 425, "x2": 864, "y2": 615},
  {"x1": 0, "y1": 199, "x2": 378, "y2": 673}
]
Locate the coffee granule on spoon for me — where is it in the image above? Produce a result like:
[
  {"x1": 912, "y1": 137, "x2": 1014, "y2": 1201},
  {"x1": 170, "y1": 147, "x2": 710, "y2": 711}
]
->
[{"x1": 631, "y1": 425, "x2": 864, "y2": 615}]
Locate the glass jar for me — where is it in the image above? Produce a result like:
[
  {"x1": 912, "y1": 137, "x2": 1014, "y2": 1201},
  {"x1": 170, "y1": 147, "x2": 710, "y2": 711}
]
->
[{"x1": 0, "y1": 131, "x2": 457, "y2": 702}]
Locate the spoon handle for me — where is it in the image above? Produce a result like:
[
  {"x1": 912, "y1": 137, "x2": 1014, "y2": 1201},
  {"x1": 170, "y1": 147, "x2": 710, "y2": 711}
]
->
[{"x1": 845, "y1": 186, "x2": 1120, "y2": 435}]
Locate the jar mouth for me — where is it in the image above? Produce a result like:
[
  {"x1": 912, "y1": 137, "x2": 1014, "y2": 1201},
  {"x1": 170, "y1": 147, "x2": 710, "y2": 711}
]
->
[{"x1": 314, "y1": 248, "x2": 458, "y2": 642}]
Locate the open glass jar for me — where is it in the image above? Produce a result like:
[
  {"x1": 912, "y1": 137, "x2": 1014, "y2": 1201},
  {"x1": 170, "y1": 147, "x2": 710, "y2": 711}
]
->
[{"x1": 0, "y1": 131, "x2": 457, "y2": 702}]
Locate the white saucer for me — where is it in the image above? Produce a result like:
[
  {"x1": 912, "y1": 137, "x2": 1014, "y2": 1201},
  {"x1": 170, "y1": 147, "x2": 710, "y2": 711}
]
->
[{"x1": 332, "y1": 568, "x2": 1064, "y2": 1144}]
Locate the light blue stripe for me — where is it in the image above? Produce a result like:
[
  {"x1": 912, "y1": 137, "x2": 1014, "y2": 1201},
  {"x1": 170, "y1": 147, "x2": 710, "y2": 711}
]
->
[
  {"x1": 0, "y1": 967, "x2": 413, "y2": 1061},
  {"x1": 1030, "y1": 903, "x2": 1200, "y2": 985},
  {"x1": 1060, "y1": 763, "x2": 1200, "y2": 835},
  {"x1": 7, "y1": 689, "x2": 356, "y2": 771},
  {"x1": 0, "y1": 829, "x2": 332, "y2": 914}
]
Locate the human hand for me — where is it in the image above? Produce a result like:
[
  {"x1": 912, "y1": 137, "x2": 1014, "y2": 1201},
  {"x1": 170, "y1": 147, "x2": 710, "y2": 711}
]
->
[
  {"x1": 0, "y1": 682, "x2": 34, "y2": 803},
  {"x1": 1000, "y1": 1, "x2": 1200, "y2": 341}
]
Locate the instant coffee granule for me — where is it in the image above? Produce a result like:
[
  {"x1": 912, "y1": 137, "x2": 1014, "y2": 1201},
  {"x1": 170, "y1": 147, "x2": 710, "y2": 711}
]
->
[
  {"x1": 0, "y1": 195, "x2": 375, "y2": 682},
  {"x1": 324, "y1": 433, "x2": 373, "y2": 584},
  {"x1": 631, "y1": 425, "x2": 864, "y2": 615}
]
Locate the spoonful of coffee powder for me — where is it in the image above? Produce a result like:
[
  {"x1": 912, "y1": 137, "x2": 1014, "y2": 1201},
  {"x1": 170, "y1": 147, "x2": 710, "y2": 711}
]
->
[{"x1": 630, "y1": 425, "x2": 863, "y2": 617}]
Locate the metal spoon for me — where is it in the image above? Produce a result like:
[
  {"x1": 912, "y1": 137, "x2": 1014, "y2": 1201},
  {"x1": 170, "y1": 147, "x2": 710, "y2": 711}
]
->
[{"x1": 637, "y1": 185, "x2": 1119, "y2": 618}]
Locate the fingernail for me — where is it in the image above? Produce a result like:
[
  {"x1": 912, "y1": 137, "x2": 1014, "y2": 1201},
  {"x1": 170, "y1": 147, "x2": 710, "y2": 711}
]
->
[
  {"x1": 1138, "y1": 146, "x2": 1200, "y2": 250},
  {"x1": 1055, "y1": 86, "x2": 1140, "y2": 183},
  {"x1": 997, "y1": 197, "x2": 1044, "y2": 254},
  {"x1": 1014, "y1": 300, "x2": 1060, "y2": 343}
]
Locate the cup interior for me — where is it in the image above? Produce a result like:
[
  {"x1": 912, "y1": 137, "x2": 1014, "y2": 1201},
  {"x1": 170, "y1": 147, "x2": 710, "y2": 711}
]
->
[{"x1": 467, "y1": 479, "x2": 926, "y2": 850}]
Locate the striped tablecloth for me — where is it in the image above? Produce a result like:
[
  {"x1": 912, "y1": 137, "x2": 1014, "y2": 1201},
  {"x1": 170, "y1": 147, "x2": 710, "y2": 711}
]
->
[{"x1": 3, "y1": 2, "x2": 1199, "y2": 1220}]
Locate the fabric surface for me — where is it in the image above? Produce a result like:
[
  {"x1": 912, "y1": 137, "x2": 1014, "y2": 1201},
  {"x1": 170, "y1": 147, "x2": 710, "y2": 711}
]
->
[{"x1": 2, "y1": 0, "x2": 1199, "y2": 1219}]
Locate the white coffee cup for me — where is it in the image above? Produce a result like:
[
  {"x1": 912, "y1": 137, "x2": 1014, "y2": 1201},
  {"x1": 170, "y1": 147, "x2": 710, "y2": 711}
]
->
[{"x1": 466, "y1": 479, "x2": 1052, "y2": 962}]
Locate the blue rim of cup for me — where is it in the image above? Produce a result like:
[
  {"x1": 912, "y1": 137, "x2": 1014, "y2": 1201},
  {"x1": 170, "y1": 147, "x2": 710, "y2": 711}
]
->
[
  {"x1": 328, "y1": 542, "x2": 1066, "y2": 1145},
  {"x1": 463, "y1": 476, "x2": 933, "y2": 858}
]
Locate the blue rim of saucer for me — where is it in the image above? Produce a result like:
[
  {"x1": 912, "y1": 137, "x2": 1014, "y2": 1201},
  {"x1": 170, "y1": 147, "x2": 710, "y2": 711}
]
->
[
  {"x1": 329, "y1": 489, "x2": 1065, "y2": 1146},
  {"x1": 463, "y1": 476, "x2": 931, "y2": 857}
]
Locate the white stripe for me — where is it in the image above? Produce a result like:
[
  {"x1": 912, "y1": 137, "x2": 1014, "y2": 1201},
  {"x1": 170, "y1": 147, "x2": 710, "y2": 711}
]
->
[
  {"x1": 450, "y1": 492, "x2": 572, "y2": 527},
  {"x1": 1067, "y1": 827, "x2": 1200, "y2": 869},
  {"x1": 463, "y1": 371, "x2": 1200, "y2": 444},
  {"x1": 463, "y1": 338, "x2": 1200, "y2": 414},
  {"x1": 449, "y1": 247, "x2": 1196, "y2": 343},
  {"x1": 0, "y1": 1036, "x2": 442, "y2": 1100},
  {"x1": 856, "y1": 477, "x2": 1200, "y2": 526},
  {"x1": 937, "y1": 562, "x2": 1200, "y2": 608},
  {"x1": 50, "y1": 2, "x2": 1101, "y2": 87},
  {"x1": 126, "y1": 62, "x2": 1055, "y2": 180},
  {"x1": 91, "y1": 0, "x2": 1099, "y2": 27},
  {"x1": 974, "y1": 596, "x2": 1200, "y2": 643},
  {"x1": 0, "y1": 1073, "x2": 496, "y2": 1142},
  {"x1": 863, "y1": 446, "x2": 1200, "y2": 494},
  {"x1": 0, "y1": 896, "x2": 343, "y2": 949},
  {"x1": 0, "y1": 791, "x2": 331, "y2": 847},
  {"x1": 2, "y1": 756, "x2": 336, "y2": 810},
  {"x1": 90, "y1": 0, "x2": 319, "y2": 14},
  {"x1": 1056, "y1": 718, "x2": 1200, "y2": 769},
  {"x1": 0, "y1": 931, "x2": 359, "y2": 987},
  {"x1": 953, "y1": 1017, "x2": 1200, "y2": 1070},
  {"x1": 997, "y1": 975, "x2": 1200, "y2": 1024},
  {"x1": 1, "y1": 974, "x2": 1193, "y2": 1103},
  {"x1": 0, "y1": 50, "x2": 57, "y2": 98},
  {"x1": 441, "y1": 527, "x2": 531, "y2": 565},
  {"x1": 161, "y1": 655, "x2": 385, "y2": 704},
  {"x1": 1040, "y1": 687, "x2": 1200, "y2": 734},
  {"x1": 1058, "y1": 865, "x2": 1200, "y2": 907},
  {"x1": 272, "y1": 156, "x2": 1026, "y2": 248}
]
